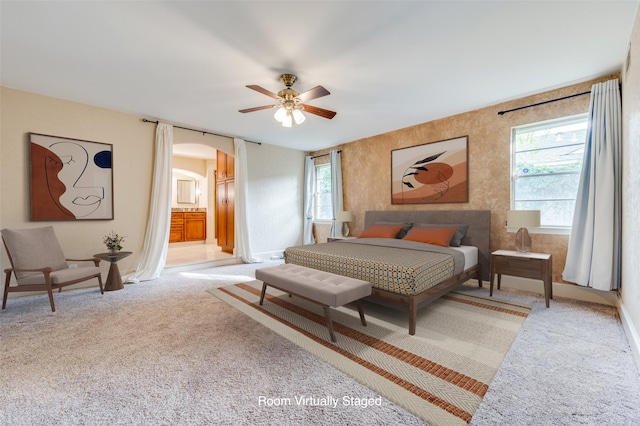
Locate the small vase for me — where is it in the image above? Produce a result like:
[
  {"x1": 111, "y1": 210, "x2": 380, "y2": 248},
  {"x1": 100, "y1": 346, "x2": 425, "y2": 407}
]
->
[{"x1": 108, "y1": 248, "x2": 119, "y2": 255}]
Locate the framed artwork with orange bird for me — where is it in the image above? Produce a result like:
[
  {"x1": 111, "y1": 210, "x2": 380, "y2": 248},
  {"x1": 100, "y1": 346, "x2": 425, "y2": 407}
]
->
[{"x1": 391, "y1": 136, "x2": 468, "y2": 204}]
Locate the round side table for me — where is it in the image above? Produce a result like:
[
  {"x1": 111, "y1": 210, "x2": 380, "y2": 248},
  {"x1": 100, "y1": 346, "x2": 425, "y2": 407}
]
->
[{"x1": 94, "y1": 251, "x2": 132, "y2": 291}]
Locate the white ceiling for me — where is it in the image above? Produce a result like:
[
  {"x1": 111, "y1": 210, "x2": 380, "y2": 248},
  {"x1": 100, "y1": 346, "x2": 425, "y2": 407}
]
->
[{"x1": 1, "y1": 1, "x2": 637, "y2": 153}]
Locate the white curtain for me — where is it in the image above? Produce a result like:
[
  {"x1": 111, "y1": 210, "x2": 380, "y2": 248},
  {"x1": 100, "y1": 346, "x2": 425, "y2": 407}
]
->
[
  {"x1": 562, "y1": 78, "x2": 622, "y2": 291},
  {"x1": 329, "y1": 150, "x2": 344, "y2": 238},
  {"x1": 125, "y1": 123, "x2": 173, "y2": 283},
  {"x1": 303, "y1": 155, "x2": 316, "y2": 245},
  {"x1": 234, "y1": 138, "x2": 261, "y2": 263}
]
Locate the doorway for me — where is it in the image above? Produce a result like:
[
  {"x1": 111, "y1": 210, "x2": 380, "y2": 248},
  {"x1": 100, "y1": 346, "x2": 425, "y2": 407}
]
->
[{"x1": 166, "y1": 143, "x2": 235, "y2": 268}]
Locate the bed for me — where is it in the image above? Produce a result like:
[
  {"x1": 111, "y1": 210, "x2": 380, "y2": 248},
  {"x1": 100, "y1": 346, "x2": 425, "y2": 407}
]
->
[{"x1": 284, "y1": 210, "x2": 491, "y2": 335}]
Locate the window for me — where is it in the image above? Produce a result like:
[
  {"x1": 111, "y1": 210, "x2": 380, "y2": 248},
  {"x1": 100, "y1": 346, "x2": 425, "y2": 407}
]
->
[
  {"x1": 314, "y1": 163, "x2": 332, "y2": 220},
  {"x1": 511, "y1": 114, "x2": 588, "y2": 230}
]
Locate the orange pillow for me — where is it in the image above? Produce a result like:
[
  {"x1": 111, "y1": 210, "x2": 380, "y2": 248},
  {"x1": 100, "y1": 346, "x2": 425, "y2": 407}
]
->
[
  {"x1": 358, "y1": 224, "x2": 405, "y2": 239},
  {"x1": 403, "y1": 226, "x2": 458, "y2": 247}
]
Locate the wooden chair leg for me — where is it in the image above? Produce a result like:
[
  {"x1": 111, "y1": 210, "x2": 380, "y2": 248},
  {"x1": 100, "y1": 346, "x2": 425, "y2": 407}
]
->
[
  {"x1": 44, "y1": 274, "x2": 55, "y2": 312},
  {"x1": 3, "y1": 272, "x2": 11, "y2": 309},
  {"x1": 47, "y1": 288, "x2": 56, "y2": 312},
  {"x1": 97, "y1": 276, "x2": 104, "y2": 295}
]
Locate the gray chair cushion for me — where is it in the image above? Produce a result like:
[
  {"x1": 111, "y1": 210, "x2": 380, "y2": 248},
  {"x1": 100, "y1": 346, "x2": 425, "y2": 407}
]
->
[
  {"x1": 1, "y1": 226, "x2": 69, "y2": 280},
  {"x1": 17, "y1": 266, "x2": 102, "y2": 285}
]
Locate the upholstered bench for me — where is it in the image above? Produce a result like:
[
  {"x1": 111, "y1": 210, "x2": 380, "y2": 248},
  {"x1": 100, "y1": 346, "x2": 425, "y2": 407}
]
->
[{"x1": 255, "y1": 264, "x2": 372, "y2": 342}]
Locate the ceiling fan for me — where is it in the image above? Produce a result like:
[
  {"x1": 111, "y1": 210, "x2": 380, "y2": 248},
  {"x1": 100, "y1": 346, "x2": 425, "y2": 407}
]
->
[{"x1": 239, "y1": 74, "x2": 336, "y2": 127}]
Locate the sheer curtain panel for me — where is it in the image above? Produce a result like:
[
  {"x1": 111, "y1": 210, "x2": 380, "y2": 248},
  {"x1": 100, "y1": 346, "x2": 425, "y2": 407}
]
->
[
  {"x1": 563, "y1": 79, "x2": 622, "y2": 291},
  {"x1": 329, "y1": 150, "x2": 344, "y2": 238},
  {"x1": 303, "y1": 155, "x2": 316, "y2": 245},
  {"x1": 125, "y1": 123, "x2": 173, "y2": 283},
  {"x1": 234, "y1": 138, "x2": 261, "y2": 263}
]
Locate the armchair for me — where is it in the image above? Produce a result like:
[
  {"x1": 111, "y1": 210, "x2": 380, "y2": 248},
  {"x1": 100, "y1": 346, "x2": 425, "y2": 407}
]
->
[{"x1": 1, "y1": 226, "x2": 104, "y2": 312}]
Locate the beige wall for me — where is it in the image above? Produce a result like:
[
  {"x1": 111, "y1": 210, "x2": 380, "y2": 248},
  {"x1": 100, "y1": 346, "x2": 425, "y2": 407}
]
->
[
  {"x1": 173, "y1": 155, "x2": 207, "y2": 177},
  {"x1": 0, "y1": 87, "x2": 307, "y2": 291},
  {"x1": 312, "y1": 74, "x2": 618, "y2": 284},
  {"x1": 621, "y1": 9, "x2": 640, "y2": 364},
  {"x1": 0, "y1": 87, "x2": 155, "y2": 278}
]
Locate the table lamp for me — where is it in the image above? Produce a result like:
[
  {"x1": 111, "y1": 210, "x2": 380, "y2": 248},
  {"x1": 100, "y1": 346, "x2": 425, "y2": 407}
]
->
[
  {"x1": 507, "y1": 210, "x2": 540, "y2": 253},
  {"x1": 336, "y1": 210, "x2": 353, "y2": 237}
]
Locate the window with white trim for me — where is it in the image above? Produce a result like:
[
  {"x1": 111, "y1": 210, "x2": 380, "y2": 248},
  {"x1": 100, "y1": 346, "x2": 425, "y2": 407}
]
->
[
  {"x1": 314, "y1": 163, "x2": 332, "y2": 220},
  {"x1": 511, "y1": 114, "x2": 588, "y2": 230}
]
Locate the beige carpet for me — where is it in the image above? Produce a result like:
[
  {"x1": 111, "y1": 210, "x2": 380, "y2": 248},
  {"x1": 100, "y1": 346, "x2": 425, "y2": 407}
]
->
[{"x1": 210, "y1": 281, "x2": 531, "y2": 426}]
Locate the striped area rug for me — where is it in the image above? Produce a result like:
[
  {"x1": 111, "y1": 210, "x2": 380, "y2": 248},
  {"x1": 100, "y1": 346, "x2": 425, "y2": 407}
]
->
[{"x1": 209, "y1": 281, "x2": 530, "y2": 425}]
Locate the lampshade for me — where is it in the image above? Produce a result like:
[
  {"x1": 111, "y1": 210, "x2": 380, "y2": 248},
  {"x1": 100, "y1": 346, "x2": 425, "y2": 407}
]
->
[
  {"x1": 292, "y1": 108, "x2": 305, "y2": 124},
  {"x1": 282, "y1": 112, "x2": 293, "y2": 127},
  {"x1": 274, "y1": 106, "x2": 287, "y2": 123},
  {"x1": 507, "y1": 210, "x2": 540, "y2": 228},
  {"x1": 336, "y1": 210, "x2": 353, "y2": 222}
]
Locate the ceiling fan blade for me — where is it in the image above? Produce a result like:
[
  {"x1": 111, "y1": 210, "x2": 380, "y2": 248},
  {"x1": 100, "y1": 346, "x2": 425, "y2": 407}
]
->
[
  {"x1": 297, "y1": 85, "x2": 330, "y2": 103},
  {"x1": 239, "y1": 105, "x2": 275, "y2": 113},
  {"x1": 246, "y1": 85, "x2": 281, "y2": 99},
  {"x1": 302, "y1": 104, "x2": 337, "y2": 119}
]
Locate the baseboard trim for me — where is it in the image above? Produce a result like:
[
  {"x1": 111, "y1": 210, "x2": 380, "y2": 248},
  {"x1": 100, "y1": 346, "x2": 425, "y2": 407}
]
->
[
  {"x1": 254, "y1": 250, "x2": 285, "y2": 261},
  {"x1": 618, "y1": 298, "x2": 640, "y2": 371},
  {"x1": 162, "y1": 258, "x2": 239, "y2": 274}
]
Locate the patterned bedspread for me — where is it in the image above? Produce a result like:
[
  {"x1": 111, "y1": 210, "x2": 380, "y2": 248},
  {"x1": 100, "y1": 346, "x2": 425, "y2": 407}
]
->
[{"x1": 284, "y1": 238, "x2": 465, "y2": 296}]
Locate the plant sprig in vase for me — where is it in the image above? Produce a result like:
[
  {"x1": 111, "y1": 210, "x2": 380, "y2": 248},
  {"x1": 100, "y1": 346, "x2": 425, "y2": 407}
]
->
[{"x1": 104, "y1": 231, "x2": 125, "y2": 253}]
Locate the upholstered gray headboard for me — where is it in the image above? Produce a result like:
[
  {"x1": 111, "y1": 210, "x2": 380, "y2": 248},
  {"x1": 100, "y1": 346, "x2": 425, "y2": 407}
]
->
[{"x1": 364, "y1": 210, "x2": 491, "y2": 281}]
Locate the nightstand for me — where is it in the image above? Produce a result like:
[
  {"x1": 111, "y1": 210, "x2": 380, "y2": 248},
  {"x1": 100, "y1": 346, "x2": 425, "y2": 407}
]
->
[{"x1": 490, "y1": 250, "x2": 552, "y2": 307}]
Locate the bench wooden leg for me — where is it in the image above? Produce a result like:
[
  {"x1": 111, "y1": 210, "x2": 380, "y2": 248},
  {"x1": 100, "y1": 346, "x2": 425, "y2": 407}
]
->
[
  {"x1": 355, "y1": 300, "x2": 367, "y2": 326},
  {"x1": 259, "y1": 282, "x2": 267, "y2": 305},
  {"x1": 257, "y1": 278, "x2": 369, "y2": 343},
  {"x1": 322, "y1": 306, "x2": 337, "y2": 342}
]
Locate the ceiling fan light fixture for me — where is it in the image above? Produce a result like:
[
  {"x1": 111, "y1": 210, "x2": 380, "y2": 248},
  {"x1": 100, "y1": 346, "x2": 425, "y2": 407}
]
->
[
  {"x1": 292, "y1": 108, "x2": 305, "y2": 124},
  {"x1": 240, "y1": 74, "x2": 336, "y2": 125},
  {"x1": 282, "y1": 112, "x2": 293, "y2": 127},
  {"x1": 274, "y1": 106, "x2": 287, "y2": 123}
]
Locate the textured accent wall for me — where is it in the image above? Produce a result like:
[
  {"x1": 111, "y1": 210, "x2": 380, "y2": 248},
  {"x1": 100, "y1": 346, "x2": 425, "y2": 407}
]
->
[{"x1": 312, "y1": 75, "x2": 618, "y2": 283}]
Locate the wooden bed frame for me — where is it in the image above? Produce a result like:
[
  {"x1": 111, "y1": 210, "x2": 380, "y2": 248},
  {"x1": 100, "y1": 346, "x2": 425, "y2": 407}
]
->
[{"x1": 363, "y1": 210, "x2": 491, "y2": 335}]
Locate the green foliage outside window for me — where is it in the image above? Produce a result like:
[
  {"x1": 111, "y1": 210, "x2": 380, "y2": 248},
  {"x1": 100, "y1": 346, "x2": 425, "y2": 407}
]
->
[
  {"x1": 315, "y1": 164, "x2": 332, "y2": 220},
  {"x1": 512, "y1": 114, "x2": 588, "y2": 228}
]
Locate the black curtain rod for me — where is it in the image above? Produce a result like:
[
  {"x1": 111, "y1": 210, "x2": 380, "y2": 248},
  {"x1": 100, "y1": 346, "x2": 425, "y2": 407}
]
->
[
  {"x1": 311, "y1": 150, "x2": 341, "y2": 159},
  {"x1": 141, "y1": 119, "x2": 261, "y2": 145},
  {"x1": 497, "y1": 90, "x2": 591, "y2": 116}
]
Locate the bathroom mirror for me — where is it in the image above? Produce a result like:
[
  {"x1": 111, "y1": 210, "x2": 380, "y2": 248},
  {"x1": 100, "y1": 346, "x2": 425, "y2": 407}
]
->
[{"x1": 177, "y1": 179, "x2": 196, "y2": 204}]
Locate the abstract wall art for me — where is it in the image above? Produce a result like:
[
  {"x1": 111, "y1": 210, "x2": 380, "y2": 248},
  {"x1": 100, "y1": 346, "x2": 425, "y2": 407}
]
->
[
  {"x1": 30, "y1": 133, "x2": 114, "y2": 220},
  {"x1": 391, "y1": 136, "x2": 468, "y2": 204}
]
